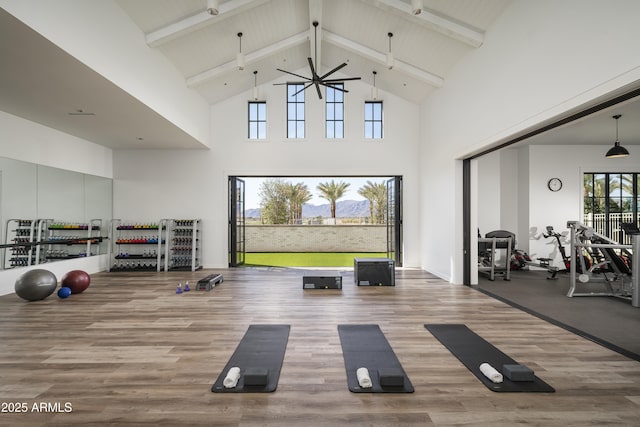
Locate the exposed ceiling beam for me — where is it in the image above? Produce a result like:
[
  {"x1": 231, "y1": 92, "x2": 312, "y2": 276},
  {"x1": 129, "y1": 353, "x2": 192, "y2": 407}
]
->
[
  {"x1": 323, "y1": 30, "x2": 444, "y2": 88},
  {"x1": 146, "y1": 0, "x2": 269, "y2": 48},
  {"x1": 186, "y1": 31, "x2": 308, "y2": 87},
  {"x1": 372, "y1": 0, "x2": 484, "y2": 48},
  {"x1": 309, "y1": 0, "x2": 322, "y2": 68}
]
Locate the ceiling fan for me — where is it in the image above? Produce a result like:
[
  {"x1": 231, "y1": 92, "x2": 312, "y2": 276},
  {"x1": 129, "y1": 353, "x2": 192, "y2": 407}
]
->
[{"x1": 275, "y1": 21, "x2": 361, "y2": 100}]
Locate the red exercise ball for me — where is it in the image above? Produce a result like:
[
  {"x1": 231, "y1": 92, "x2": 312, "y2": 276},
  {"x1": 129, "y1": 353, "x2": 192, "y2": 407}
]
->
[{"x1": 61, "y1": 270, "x2": 91, "y2": 294}]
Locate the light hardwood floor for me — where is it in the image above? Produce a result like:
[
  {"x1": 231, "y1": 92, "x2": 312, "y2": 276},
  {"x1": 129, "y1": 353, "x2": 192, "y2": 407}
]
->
[{"x1": 1, "y1": 267, "x2": 639, "y2": 426}]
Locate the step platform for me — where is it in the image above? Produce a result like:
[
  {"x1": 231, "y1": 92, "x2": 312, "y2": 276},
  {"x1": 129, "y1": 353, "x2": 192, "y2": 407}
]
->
[
  {"x1": 196, "y1": 273, "x2": 223, "y2": 291},
  {"x1": 302, "y1": 271, "x2": 343, "y2": 289}
]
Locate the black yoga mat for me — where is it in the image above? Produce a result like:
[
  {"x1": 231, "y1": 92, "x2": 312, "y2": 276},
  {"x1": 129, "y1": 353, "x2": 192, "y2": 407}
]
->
[
  {"x1": 338, "y1": 324, "x2": 414, "y2": 393},
  {"x1": 211, "y1": 324, "x2": 290, "y2": 393},
  {"x1": 425, "y1": 324, "x2": 554, "y2": 392}
]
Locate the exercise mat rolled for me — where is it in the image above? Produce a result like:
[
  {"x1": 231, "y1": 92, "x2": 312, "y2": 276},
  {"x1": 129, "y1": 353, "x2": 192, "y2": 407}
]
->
[
  {"x1": 479, "y1": 362, "x2": 503, "y2": 383},
  {"x1": 356, "y1": 367, "x2": 372, "y2": 388},
  {"x1": 223, "y1": 367, "x2": 241, "y2": 388}
]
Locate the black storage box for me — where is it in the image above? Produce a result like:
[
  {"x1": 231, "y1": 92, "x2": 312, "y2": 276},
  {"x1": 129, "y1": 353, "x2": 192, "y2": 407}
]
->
[{"x1": 354, "y1": 258, "x2": 395, "y2": 286}]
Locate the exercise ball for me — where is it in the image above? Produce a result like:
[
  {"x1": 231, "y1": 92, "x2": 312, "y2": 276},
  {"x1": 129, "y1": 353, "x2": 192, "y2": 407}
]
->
[
  {"x1": 61, "y1": 270, "x2": 91, "y2": 294},
  {"x1": 57, "y1": 287, "x2": 72, "y2": 299},
  {"x1": 15, "y1": 269, "x2": 58, "y2": 301}
]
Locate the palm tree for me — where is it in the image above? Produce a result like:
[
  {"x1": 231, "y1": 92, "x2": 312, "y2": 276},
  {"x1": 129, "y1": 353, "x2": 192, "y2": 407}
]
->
[
  {"x1": 358, "y1": 181, "x2": 378, "y2": 223},
  {"x1": 316, "y1": 180, "x2": 350, "y2": 219},
  {"x1": 372, "y1": 181, "x2": 387, "y2": 224},
  {"x1": 287, "y1": 182, "x2": 312, "y2": 224}
]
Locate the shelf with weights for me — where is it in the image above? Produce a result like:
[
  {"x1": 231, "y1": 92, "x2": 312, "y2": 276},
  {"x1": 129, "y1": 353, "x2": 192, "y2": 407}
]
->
[
  {"x1": 164, "y1": 219, "x2": 202, "y2": 271},
  {"x1": 43, "y1": 219, "x2": 104, "y2": 261},
  {"x1": 108, "y1": 219, "x2": 167, "y2": 272},
  {"x1": 3, "y1": 219, "x2": 48, "y2": 268}
]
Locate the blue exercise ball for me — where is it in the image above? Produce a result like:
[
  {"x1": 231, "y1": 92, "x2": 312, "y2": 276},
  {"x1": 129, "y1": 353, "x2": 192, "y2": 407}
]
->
[
  {"x1": 57, "y1": 287, "x2": 72, "y2": 299},
  {"x1": 14, "y1": 269, "x2": 58, "y2": 301}
]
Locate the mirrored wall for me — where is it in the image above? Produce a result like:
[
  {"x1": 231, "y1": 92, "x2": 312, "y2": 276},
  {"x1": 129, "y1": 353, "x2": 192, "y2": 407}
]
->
[{"x1": 0, "y1": 157, "x2": 113, "y2": 269}]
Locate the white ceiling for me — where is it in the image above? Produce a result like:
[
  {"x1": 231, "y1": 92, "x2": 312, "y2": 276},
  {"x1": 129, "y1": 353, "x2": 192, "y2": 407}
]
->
[{"x1": 1, "y1": 1, "x2": 639, "y2": 151}]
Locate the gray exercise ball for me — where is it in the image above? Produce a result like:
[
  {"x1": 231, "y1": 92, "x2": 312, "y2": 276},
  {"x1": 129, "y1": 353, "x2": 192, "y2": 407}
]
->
[{"x1": 15, "y1": 269, "x2": 58, "y2": 301}]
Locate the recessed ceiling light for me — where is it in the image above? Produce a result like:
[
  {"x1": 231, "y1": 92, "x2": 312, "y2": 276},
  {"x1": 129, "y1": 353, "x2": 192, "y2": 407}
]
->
[{"x1": 68, "y1": 108, "x2": 95, "y2": 116}]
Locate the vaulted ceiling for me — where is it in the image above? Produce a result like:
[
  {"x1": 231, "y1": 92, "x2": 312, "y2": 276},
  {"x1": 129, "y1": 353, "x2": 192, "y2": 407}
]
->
[
  {"x1": 2, "y1": 1, "x2": 639, "y2": 151},
  {"x1": 116, "y1": 0, "x2": 511, "y2": 104}
]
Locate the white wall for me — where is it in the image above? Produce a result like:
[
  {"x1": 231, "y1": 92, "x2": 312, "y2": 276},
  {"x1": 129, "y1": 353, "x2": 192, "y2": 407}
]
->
[
  {"x1": 476, "y1": 152, "x2": 501, "y2": 234},
  {"x1": 0, "y1": 0, "x2": 210, "y2": 147},
  {"x1": 113, "y1": 75, "x2": 422, "y2": 268},
  {"x1": 420, "y1": 0, "x2": 640, "y2": 283},
  {"x1": 0, "y1": 111, "x2": 112, "y2": 178}
]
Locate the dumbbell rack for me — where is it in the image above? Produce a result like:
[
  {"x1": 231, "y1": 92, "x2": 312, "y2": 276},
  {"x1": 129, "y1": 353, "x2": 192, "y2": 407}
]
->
[
  {"x1": 108, "y1": 219, "x2": 167, "y2": 272},
  {"x1": 164, "y1": 219, "x2": 202, "y2": 272}
]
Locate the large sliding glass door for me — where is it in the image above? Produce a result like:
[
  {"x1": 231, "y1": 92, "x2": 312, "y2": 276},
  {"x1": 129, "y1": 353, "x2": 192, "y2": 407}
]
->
[
  {"x1": 386, "y1": 176, "x2": 403, "y2": 266},
  {"x1": 228, "y1": 177, "x2": 245, "y2": 267}
]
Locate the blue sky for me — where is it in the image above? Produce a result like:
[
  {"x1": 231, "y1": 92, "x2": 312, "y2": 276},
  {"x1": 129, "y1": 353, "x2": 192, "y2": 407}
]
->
[{"x1": 242, "y1": 177, "x2": 391, "y2": 209}]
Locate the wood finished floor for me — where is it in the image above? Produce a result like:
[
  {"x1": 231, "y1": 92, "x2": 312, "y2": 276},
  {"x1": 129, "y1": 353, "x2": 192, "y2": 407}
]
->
[{"x1": 1, "y1": 267, "x2": 639, "y2": 426}]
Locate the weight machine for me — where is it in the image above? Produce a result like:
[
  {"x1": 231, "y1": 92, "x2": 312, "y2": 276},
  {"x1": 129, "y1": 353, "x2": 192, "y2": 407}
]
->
[{"x1": 566, "y1": 221, "x2": 639, "y2": 307}]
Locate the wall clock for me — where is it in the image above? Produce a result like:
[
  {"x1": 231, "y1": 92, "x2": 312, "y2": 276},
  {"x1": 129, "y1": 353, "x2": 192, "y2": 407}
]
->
[{"x1": 547, "y1": 178, "x2": 562, "y2": 192}]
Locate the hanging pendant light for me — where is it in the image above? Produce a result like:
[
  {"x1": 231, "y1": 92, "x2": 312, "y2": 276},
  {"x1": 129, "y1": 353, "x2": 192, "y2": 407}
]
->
[
  {"x1": 371, "y1": 71, "x2": 378, "y2": 100},
  {"x1": 386, "y1": 32, "x2": 394, "y2": 70},
  {"x1": 236, "y1": 32, "x2": 245, "y2": 71},
  {"x1": 252, "y1": 70, "x2": 259, "y2": 100},
  {"x1": 206, "y1": 0, "x2": 219, "y2": 15},
  {"x1": 605, "y1": 114, "x2": 630, "y2": 158},
  {"x1": 411, "y1": 0, "x2": 423, "y2": 15}
]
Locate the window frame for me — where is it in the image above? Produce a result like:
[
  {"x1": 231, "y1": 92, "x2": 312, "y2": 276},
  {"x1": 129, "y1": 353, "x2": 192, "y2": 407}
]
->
[
  {"x1": 287, "y1": 84, "x2": 305, "y2": 139},
  {"x1": 247, "y1": 101, "x2": 267, "y2": 140},
  {"x1": 364, "y1": 101, "x2": 383, "y2": 139},
  {"x1": 325, "y1": 83, "x2": 344, "y2": 139},
  {"x1": 583, "y1": 172, "x2": 639, "y2": 244}
]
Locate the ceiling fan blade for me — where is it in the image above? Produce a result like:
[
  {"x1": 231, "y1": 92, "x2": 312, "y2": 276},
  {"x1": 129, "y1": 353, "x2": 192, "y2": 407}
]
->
[
  {"x1": 315, "y1": 82, "x2": 322, "y2": 99},
  {"x1": 273, "y1": 81, "x2": 307, "y2": 86},
  {"x1": 320, "y1": 82, "x2": 349, "y2": 93},
  {"x1": 276, "y1": 68, "x2": 312, "y2": 81},
  {"x1": 292, "y1": 83, "x2": 314, "y2": 97},
  {"x1": 320, "y1": 62, "x2": 347, "y2": 80},
  {"x1": 322, "y1": 77, "x2": 362, "y2": 83},
  {"x1": 307, "y1": 57, "x2": 319, "y2": 79}
]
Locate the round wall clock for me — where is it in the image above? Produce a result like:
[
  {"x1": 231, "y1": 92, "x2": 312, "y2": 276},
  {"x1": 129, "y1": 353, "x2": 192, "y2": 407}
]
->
[{"x1": 547, "y1": 178, "x2": 562, "y2": 192}]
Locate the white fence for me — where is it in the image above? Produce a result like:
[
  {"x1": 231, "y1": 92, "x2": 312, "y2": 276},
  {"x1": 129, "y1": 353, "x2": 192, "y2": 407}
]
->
[{"x1": 583, "y1": 212, "x2": 639, "y2": 244}]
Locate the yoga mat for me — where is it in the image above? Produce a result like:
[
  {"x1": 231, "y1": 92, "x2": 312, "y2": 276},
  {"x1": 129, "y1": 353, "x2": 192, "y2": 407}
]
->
[
  {"x1": 211, "y1": 324, "x2": 290, "y2": 393},
  {"x1": 338, "y1": 324, "x2": 414, "y2": 393},
  {"x1": 425, "y1": 324, "x2": 554, "y2": 392}
]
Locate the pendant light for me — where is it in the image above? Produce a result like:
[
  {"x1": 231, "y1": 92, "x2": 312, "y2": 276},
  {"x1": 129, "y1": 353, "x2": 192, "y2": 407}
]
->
[
  {"x1": 411, "y1": 0, "x2": 423, "y2": 15},
  {"x1": 206, "y1": 0, "x2": 219, "y2": 15},
  {"x1": 386, "y1": 32, "x2": 394, "y2": 70},
  {"x1": 371, "y1": 71, "x2": 378, "y2": 100},
  {"x1": 252, "y1": 70, "x2": 259, "y2": 100},
  {"x1": 605, "y1": 114, "x2": 630, "y2": 158},
  {"x1": 236, "y1": 32, "x2": 245, "y2": 71}
]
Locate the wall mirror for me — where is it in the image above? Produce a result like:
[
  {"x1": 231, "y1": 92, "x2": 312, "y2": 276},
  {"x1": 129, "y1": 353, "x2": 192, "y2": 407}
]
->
[{"x1": 0, "y1": 157, "x2": 113, "y2": 269}]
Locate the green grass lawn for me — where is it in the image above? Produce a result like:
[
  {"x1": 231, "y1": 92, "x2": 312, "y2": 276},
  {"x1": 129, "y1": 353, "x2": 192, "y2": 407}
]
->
[{"x1": 242, "y1": 252, "x2": 388, "y2": 267}]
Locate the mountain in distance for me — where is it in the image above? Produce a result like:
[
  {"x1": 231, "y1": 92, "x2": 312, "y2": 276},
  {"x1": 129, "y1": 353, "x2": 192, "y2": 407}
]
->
[{"x1": 245, "y1": 199, "x2": 370, "y2": 218}]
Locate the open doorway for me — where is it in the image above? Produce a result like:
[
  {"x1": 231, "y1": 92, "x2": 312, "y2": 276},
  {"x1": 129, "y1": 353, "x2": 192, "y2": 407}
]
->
[{"x1": 228, "y1": 176, "x2": 402, "y2": 267}]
